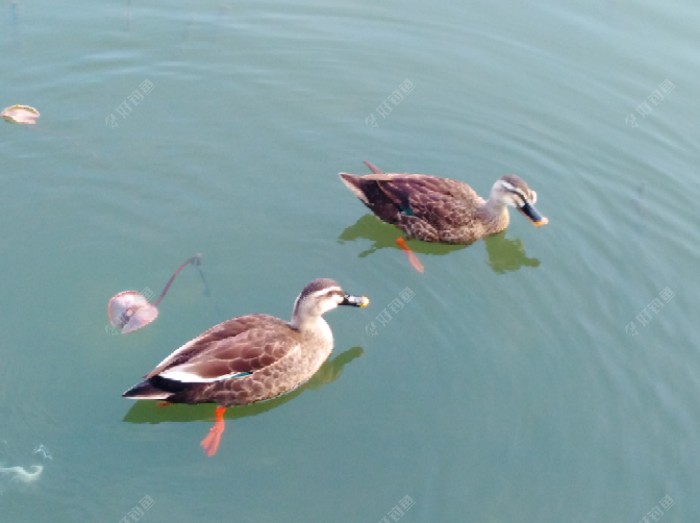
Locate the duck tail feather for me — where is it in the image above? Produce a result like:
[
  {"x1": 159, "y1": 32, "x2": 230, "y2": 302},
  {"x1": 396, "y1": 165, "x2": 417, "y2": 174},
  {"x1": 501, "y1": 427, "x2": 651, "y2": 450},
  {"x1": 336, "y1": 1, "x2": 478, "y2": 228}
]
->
[{"x1": 122, "y1": 379, "x2": 172, "y2": 400}]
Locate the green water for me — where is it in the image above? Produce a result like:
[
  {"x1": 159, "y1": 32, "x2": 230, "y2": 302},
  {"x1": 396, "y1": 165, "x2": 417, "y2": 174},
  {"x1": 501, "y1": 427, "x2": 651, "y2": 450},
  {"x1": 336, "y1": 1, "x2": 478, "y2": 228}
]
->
[{"x1": 1, "y1": 0, "x2": 699, "y2": 521}]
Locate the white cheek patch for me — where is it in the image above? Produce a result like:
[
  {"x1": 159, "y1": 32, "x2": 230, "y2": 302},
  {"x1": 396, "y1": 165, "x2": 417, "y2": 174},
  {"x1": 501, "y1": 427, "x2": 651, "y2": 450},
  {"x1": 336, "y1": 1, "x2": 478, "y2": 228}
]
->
[
  {"x1": 511, "y1": 191, "x2": 528, "y2": 207},
  {"x1": 500, "y1": 180, "x2": 516, "y2": 192},
  {"x1": 500, "y1": 181, "x2": 529, "y2": 206}
]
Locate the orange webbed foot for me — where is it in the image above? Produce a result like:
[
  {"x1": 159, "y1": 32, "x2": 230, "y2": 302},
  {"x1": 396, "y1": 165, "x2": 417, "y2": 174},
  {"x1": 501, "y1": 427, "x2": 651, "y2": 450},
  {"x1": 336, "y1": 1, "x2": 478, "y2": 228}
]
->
[
  {"x1": 200, "y1": 406, "x2": 227, "y2": 457},
  {"x1": 396, "y1": 238, "x2": 425, "y2": 273}
]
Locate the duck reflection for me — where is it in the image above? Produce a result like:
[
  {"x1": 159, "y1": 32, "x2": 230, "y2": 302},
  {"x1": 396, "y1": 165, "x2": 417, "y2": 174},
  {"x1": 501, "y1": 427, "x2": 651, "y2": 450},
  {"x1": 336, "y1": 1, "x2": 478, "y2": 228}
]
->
[
  {"x1": 339, "y1": 215, "x2": 539, "y2": 274},
  {"x1": 483, "y1": 231, "x2": 540, "y2": 273}
]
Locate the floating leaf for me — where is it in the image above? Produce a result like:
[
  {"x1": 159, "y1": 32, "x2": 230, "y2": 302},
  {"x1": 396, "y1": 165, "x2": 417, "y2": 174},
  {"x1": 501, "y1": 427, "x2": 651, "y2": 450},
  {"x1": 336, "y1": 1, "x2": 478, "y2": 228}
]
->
[
  {"x1": 1, "y1": 104, "x2": 40, "y2": 125},
  {"x1": 107, "y1": 254, "x2": 203, "y2": 334}
]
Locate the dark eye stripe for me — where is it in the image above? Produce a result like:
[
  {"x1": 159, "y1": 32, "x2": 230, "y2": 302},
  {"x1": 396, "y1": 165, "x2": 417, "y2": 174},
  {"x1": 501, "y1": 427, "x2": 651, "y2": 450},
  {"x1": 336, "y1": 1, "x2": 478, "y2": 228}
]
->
[{"x1": 507, "y1": 188, "x2": 528, "y2": 205}]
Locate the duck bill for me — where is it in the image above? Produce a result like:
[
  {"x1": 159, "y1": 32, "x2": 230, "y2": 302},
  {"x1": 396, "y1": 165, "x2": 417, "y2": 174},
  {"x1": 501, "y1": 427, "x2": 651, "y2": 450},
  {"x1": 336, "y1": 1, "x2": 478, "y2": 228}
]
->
[
  {"x1": 341, "y1": 294, "x2": 370, "y2": 308},
  {"x1": 519, "y1": 202, "x2": 549, "y2": 227}
]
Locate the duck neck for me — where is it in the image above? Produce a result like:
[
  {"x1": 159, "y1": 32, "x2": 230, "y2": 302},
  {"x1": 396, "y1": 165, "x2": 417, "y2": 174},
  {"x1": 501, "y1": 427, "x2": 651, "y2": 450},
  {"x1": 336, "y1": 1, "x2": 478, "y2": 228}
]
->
[
  {"x1": 483, "y1": 194, "x2": 507, "y2": 214},
  {"x1": 290, "y1": 311, "x2": 324, "y2": 332},
  {"x1": 478, "y1": 197, "x2": 510, "y2": 231},
  {"x1": 290, "y1": 314, "x2": 333, "y2": 347}
]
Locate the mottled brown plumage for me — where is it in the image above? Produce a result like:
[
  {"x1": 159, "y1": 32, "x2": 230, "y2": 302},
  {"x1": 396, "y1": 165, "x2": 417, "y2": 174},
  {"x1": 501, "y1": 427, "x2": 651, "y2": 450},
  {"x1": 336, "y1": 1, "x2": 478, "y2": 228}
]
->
[
  {"x1": 339, "y1": 161, "x2": 548, "y2": 244},
  {"x1": 122, "y1": 278, "x2": 369, "y2": 407}
]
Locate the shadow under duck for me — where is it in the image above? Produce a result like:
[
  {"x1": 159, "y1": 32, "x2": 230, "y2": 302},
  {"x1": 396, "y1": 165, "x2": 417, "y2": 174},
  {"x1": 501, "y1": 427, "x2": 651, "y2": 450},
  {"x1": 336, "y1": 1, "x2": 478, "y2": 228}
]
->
[{"x1": 339, "y1": 161, "x2": 548, "y2": 245}]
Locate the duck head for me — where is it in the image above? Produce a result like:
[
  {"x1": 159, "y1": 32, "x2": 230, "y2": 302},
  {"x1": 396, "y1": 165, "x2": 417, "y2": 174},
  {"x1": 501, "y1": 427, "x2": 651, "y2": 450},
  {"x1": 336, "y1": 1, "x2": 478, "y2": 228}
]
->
[
  {"x1": 490, "y1": 175, "x2": 549, "y2": 227},
  {"x1": 291, "y1": 278, "x2": 370, "y2": 329}
]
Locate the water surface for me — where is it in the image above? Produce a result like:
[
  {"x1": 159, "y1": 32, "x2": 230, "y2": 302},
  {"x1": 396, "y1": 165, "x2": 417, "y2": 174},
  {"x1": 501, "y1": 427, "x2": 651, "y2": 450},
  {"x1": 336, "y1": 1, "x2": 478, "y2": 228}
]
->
[{"x1": 1, "y1": 0, "x2": 698, "y2": 521}]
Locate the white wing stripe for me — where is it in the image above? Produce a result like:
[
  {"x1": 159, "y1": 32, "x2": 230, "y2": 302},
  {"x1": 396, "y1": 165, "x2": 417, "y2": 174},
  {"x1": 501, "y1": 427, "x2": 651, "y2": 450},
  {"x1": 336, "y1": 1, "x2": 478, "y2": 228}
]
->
[{"x1": 159, "y1": 368, "x2": 250, "y2": 383}]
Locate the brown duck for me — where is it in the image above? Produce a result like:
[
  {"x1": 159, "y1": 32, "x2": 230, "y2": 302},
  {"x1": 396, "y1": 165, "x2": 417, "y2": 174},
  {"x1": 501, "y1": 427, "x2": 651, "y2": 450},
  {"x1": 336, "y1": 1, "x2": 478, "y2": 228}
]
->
[
  {"x1": 339, "y1": 161, "x2": 548, "y2": 245},
  {"x1": 123, "y1": 278, "x2": 369, "y2": 456}
]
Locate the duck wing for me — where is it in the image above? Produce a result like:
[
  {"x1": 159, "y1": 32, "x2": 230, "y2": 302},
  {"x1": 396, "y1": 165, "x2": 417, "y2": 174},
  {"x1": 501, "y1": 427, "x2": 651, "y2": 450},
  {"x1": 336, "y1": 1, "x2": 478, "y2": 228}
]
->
[
  {"x1": 147, "y1": 314, "x2": 298, "y2": 383},
  {"x1": 369, "y1": 173, "x2": 483, "y2": 227}
]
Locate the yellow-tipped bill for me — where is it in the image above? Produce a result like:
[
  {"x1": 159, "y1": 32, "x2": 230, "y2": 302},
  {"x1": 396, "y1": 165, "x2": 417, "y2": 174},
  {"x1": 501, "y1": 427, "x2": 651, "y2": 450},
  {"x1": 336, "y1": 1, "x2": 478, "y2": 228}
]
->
[
  {"x1": 342, "y1": 295, "x2": 370, "y2": 308},
  {"x1": 519, "y1": 202, "x2": 549, "y2": 227}
]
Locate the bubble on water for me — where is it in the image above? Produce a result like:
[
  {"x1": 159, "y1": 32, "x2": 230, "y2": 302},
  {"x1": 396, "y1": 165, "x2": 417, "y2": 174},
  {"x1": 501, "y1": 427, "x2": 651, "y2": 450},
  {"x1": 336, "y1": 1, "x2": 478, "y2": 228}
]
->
[
  {"x1": 0, "y1": 464, "x2": 43, "y2": 494},
  {"x1": 0, "y1": 464, "x2": 43, "y2": 483},
  {"x1": 33, "y1": 444, "x2": 52, "y2": 460},
  {"x1": 0, "y1": 443, "x2": 50, "y2": 494}
]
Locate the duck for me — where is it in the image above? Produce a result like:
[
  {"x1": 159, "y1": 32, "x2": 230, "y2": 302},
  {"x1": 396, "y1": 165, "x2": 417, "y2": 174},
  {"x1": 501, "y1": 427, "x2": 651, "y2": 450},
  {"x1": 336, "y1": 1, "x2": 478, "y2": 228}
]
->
[
  {"x1": 339, "y1": 161, "x2": 548, "y2": 245},
  {"x1": 122, "y1": 278, "x2": 369, "y2": 456}
]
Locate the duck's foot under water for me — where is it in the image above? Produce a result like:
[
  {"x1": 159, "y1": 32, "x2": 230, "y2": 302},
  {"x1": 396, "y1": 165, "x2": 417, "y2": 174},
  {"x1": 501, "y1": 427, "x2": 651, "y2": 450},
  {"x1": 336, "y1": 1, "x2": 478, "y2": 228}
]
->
[
  {"x1": 200, "y1": 406, "x2": 227, "y2": 457},
  {"x1": 396, "y1": 238, "x2": 425, "y2": 273}
]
